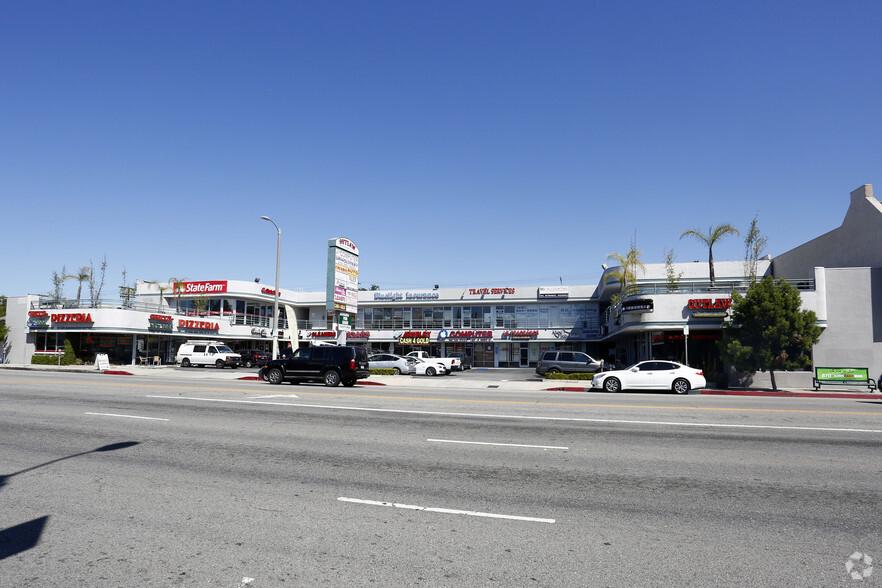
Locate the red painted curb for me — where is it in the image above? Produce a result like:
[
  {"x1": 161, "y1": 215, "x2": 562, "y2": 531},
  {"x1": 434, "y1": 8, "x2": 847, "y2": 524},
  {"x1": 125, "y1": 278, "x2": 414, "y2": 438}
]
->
[
  {"x1": 238, "y1": 376, "x2": 386, "y2": 385},
  {"x1": 103, "y1": 370, "x2": 133, "y2": 376},
  {"x1": 700, "y1": 389, "x2": 880, "y2": 399},
  {"x1": 545, "y1": 386, "x2": 880, "y2": 399}
]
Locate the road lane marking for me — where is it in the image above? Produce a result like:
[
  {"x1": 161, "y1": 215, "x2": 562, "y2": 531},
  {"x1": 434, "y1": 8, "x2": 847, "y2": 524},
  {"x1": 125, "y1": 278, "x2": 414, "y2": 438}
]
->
[
  {"x1": 427, "y1": 438, "x2": 569, "y2": 450},
  {"x1": 146, "y1": 396, "x2": 882, "y2": 433},
  {"x1": 85, "y1": 412, "x2": 169, "y2": 421},
  {"x1": 3, "y1": 378, "x2": 880, "y2": 415},
  {"x1": 253, "y1": 394, "x2": 300, "y2": 399},
  {"x1": 337, "y1": 497, "x2": 555, "y2": 523}
]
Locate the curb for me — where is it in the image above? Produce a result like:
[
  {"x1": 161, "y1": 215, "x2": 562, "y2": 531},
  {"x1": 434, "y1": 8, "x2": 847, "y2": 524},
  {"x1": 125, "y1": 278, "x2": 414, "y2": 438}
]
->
[{"x1": 546, "y1": 386, "x2": 880, "y2": 399}]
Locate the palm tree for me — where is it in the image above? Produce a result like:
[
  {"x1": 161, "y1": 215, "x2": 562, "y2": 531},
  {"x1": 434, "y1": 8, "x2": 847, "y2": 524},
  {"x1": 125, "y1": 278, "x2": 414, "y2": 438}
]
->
[
  {"x1": 680, "y1": 224, "x2": 740, "y2": 284},
  {"x1": 146, "y1": 280, "x2": 171, "y2": 312},
  {"x1": 605, "y1": 234, "x2": 646, "y2": 302},
  {"x1": 169, "y1": 277, "x2": 188, "y2": 312},
  {"x1": 65, "y1": 266, "x2": 92, "y2": 306}
]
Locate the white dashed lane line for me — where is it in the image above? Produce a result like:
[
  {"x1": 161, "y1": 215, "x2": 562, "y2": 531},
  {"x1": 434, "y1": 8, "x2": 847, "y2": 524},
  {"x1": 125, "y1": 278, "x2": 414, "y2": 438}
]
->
[
  {"x1": 338, "y1": 497, "x2": 556, "y2": 523},
  {"x1": 427, "y1": 438, "x2": 569, "y2": 450},
  {"x1": 85, "y1": 412, "x2": 170, "y2": 421}
]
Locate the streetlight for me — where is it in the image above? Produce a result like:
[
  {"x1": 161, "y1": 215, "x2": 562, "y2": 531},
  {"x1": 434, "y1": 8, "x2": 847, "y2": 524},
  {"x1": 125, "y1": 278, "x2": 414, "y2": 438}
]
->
[{"x1": 261, "y1": 216, "x2": 281, "y2": 359}]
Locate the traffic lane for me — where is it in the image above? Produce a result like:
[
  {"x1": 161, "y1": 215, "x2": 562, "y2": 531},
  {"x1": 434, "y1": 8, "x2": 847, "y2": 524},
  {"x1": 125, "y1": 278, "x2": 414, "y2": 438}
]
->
[
  {"x1": 4, "y1": 369, "x2": 882, "y2": 437},
  {"x1": 2, "y1": 401, "x2": 878, "y2": 587},
  {"x1": 147, "y1": 382, "x2": 882, "y2": 435}
]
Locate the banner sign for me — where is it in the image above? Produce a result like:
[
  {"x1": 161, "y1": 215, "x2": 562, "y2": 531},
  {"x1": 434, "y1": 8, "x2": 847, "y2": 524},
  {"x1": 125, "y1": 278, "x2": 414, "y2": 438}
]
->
[{"x1": 814, "y1": 367, "x2": 870, "y2": 382}]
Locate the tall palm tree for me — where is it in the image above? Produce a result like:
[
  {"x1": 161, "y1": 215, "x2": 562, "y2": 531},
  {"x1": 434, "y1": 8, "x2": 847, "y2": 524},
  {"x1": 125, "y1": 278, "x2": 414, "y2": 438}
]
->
[
  {"x1": 65, "y1": 266, "x2": 92, "y2": 306},
  {"x1": 680, "y1": 224, "x2": 740, "y2": 284},
  {"x1": 169, "y1": 277, "x2": 188, "y2": 312}
]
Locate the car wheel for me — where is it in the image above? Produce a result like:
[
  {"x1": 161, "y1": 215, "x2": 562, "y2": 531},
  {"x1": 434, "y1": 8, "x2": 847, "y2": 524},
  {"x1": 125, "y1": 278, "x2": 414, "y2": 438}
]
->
[
  {"x1": 244, "y1": 359, "x2": 254, "y2": 368},
  {"x1": 181, "y1": 358, "x2": 191, "y2": 368},
  {"x1": 603, "y1": 377, "x2": 621, "y2": 393},
  {"x1": 342, "y1": 380, "x2": 356, "y2": 387},
  {"x1": 393, "y1": 368, "x2": 401, "y2": 375},
  {"x1": 426, "y1": 367, "x2": 436, "y2": 377},
  {"x1": 215, "y1": 360, "x2": 225, "y2": 369},
  {"x1": 266, "y1": 367, "x2": 284, "y2": 385},
  {"x1": 673, "y1": 378, "x2": 691, "y2": 394},
  {"x1": 324, "y1": 370, "x2": 341, "y2": 387},
  {"x1": 547, "y1": 368, "x2": 560, "y2": 374}
]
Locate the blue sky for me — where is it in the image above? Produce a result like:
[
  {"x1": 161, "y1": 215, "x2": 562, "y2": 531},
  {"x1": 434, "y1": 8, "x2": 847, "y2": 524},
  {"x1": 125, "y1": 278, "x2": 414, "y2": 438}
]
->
[{"x1": 2, "y1": 1, "x2": 880, "y2": 298}]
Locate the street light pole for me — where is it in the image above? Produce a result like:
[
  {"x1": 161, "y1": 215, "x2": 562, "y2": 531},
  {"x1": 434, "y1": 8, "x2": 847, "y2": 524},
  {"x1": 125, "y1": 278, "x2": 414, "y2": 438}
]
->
[{"x1": 261, "y1": 216, "x2": 281, "y2": 359}]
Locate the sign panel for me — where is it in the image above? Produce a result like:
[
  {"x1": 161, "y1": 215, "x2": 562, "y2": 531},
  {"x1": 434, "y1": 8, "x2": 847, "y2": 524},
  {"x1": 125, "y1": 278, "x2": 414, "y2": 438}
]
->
[
  {"x1": 327, "y1": 238, "x2": 359, "y2": 314},
  {"x1": 814, "y1": 367, "x2": 870, "y2": 382},
  {"x1": 174, "y1": 281, "x2": 228, "y2": 294}
]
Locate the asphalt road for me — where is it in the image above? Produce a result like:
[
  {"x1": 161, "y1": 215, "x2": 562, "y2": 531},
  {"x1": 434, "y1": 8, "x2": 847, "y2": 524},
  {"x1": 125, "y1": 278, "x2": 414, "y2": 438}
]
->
[{"x1": 2, "y1": 370, "x2": 881, "y2": 586}]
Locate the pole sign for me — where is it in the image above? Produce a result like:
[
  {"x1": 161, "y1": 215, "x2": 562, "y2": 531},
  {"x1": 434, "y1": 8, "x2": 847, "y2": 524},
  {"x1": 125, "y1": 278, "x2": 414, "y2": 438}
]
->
[
  {"x1": 327, "y1": 238, "x2": 359, "y2": 340},
  {"x1": 327, "y1": 237, "x2": 359, "y2": 313}
]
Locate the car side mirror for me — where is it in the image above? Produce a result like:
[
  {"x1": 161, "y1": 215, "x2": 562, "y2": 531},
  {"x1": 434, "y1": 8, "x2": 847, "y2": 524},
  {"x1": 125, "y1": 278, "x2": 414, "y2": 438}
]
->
[{"x1": 630, "y1": 367, "x2": 639, "y2": 373}]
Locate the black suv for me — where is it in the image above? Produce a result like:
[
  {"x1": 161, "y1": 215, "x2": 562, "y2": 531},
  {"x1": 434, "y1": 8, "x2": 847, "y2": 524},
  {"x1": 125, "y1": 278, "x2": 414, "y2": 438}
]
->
[
  {"x1": 262, "y1": 345, "x2": 370, "y2": 387},
  {"x1": 238, "y1": 349, "x2": 270, "y2": 368}
]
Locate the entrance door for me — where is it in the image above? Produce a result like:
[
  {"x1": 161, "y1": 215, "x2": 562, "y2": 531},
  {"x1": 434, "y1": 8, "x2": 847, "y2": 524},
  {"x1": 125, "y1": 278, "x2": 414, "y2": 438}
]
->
[
  {"x1": 520, "y1": 344, "x2": 529, "y2": 367},
  {"x1": 474, "y1": 344, "x2": 494, "y2": 368}
]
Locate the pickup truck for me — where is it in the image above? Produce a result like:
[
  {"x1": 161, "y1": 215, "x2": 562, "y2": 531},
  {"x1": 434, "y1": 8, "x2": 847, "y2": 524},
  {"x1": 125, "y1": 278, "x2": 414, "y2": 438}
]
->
[{"x1": 405, "y1": 351, "x2": 458, "y2": 374}]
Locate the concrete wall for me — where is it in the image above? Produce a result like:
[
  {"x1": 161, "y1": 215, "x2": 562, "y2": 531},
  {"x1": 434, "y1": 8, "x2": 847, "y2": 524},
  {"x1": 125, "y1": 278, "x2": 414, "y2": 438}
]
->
[
  {"x1": 773, "y1": 185, "x2": 882, "y2": 279},
  {"x1": 4, "y1": 295, "x2": 38, "y2": 364},
  {"x1": 811, "y1": 267, "x2": 882, "y2": 382}
]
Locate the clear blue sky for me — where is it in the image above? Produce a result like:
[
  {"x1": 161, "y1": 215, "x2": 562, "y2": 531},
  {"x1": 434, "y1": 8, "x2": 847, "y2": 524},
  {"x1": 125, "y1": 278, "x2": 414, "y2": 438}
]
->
[{"x1": 3, "y1": 1, "x2": 880, "y2": 298}]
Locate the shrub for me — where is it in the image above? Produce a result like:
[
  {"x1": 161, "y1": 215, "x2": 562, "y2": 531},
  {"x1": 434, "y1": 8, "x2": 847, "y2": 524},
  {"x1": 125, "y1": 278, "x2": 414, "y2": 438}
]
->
[
  {"x1": 543, "y1": 372, "x2": 597, "y2": 381},
  {"x1": 370, "y1": 368, "x2": 400, "y2": 376},
  {"x1": 31, "y1": 339, "x2": 78, "y2": 366}
]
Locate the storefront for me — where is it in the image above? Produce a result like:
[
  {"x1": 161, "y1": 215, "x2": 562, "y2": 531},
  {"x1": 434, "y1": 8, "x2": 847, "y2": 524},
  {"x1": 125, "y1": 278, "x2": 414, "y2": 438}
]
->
[{"x1": 4, "y1": 184, "x2": 879, "y2": 379}]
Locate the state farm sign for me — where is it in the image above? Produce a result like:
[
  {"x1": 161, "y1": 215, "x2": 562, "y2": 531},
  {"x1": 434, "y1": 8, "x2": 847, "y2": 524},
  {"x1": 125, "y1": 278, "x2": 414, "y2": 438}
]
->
[{"x1": 174, "y1": 281, "x2": 228, "y2": 294}]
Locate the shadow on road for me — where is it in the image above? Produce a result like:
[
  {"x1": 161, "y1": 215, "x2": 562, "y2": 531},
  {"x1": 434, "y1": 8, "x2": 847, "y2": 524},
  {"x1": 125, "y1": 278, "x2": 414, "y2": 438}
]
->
[{"x1": 0, "y1": 441, "x2": 140, "y2": 560}]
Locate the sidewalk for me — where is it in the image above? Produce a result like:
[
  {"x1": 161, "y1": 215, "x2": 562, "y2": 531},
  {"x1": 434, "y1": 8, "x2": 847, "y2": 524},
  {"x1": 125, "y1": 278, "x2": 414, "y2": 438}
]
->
[{"x1": 1, "y1": 363, "x2": 880, "y2": 398}]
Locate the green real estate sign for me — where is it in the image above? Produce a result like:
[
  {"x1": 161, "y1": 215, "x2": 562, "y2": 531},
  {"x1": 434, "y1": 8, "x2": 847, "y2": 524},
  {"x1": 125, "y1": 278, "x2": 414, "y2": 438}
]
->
[{"x1": 814, "y1": 367, "x2": 870, "y2": 382}]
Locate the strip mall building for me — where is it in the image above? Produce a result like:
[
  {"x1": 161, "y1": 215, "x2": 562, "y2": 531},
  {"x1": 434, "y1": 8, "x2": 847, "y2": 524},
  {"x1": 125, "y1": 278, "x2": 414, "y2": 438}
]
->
[{"x1": 4, "y1": 185, "x2": 881, "y2": 385}]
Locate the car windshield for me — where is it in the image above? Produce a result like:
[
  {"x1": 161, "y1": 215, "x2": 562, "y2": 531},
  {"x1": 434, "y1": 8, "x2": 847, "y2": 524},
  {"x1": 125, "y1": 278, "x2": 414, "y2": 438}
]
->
[{"x1": 217, "y1": 345, "x2": 234, "y2": 353}]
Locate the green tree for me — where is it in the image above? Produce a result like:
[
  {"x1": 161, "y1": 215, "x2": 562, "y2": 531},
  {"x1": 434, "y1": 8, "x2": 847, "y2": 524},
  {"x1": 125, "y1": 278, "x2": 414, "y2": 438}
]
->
[
  {"x1": 680, "y1": 224, "x2": 740, "y2": 284},
  {"x1": 0, "y1": 295, "x2": 8, "y2": 342},
  {"x1": 742, "y1": 214, "x2": 768, "y2": 283},
  {"x1": 88, "y1": 256, "x2": 108, "y2": 307},
  {"x1": 605, "y1": 233, "x2": 646, "y2": 303},
  {"x1": 719, "y1": 276, "x2": 821, "y2": 390},
  {"x1": 50, "y1": 265, "x2": 68, "y2": 305},
  {"x1": 663, "y1": 247, "x2": 683, "y2": 290}
]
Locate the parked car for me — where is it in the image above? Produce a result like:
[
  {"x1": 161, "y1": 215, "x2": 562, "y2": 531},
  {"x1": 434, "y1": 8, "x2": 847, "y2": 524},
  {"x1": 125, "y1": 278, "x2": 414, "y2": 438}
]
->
[
  {"x1": 535, "y1": 350, "x2": 602, "y2": 376},
  {"x1": 261, "y1": 345, "x2": 370, "y2": 387},
  {"x1": 368, "y1": 353, "x2": 416, "y2": 375},
  {"x1": 591, "y1": 360, "x2": 706, "y2": 394},
  {"x1": 238, "y1": 348, "x2": 270, "y2": 368},
  {"x1": 412, "y1": 357, "x2": 447, "y2": 377},
  {"x1": 175, "y1": 341, "x2": 241, "y2": 369},
  {"x1": 447, "y1": 352, "x2": 472, "y2": 370}
]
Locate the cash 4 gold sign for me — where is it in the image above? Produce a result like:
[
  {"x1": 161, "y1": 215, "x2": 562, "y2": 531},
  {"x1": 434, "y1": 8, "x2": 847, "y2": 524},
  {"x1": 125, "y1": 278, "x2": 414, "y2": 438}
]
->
[{"x1": 399, "y1": 331, "x2": 430, "y2": 345}]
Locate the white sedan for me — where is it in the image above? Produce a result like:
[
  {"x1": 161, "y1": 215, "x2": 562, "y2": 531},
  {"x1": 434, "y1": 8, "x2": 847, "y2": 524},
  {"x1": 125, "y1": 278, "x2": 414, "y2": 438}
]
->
[
  {"x1": 411, "y1": 357, "x2": 447, "y2": 377},
  {"x1": 591, "y1": 360, "x2": 706, "y2": 394}
]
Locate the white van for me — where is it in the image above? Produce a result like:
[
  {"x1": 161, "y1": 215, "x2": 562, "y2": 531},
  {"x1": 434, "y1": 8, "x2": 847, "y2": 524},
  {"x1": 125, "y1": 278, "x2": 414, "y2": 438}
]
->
[{"x1": 175, "y1": 341, "x2": 241, "y2": 369}]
